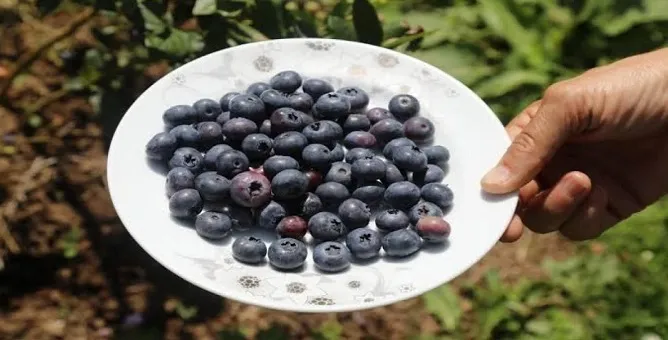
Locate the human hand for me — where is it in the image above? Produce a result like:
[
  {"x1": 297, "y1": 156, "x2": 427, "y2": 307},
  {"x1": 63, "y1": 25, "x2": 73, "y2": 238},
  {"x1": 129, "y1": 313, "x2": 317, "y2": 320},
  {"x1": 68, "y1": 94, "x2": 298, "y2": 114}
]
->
[{"x1": 482, "y1": 48, "x2": 668, "y2": 242}]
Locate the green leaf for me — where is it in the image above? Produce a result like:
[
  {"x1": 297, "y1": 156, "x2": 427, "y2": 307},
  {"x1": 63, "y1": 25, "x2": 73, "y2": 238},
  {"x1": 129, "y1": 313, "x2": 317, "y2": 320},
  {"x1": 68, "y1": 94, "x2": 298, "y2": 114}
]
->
[
  {"x1": 327, "y1": 16, "x2": 357, "y2": 41},
  {"x1": 331, "y1": 0, "x2": 350, "y2": 18},
  {"x1": 422, "y1": 284, "x2": 462, "y2": 332},
  {"x1": 192, "y1": 0, "x2": 217, "y2": 15},
  {"x1": 352, "y1": 0, "x2": 384, "y2": 45},
  {"x1": 145, "y1": 29, "x2": 205, "y2": 57},
  {"x1": 313, "y1": 320, "x2": 343, "y2": 340},
  {"x1": 230, "y1": 21, "x2": 270, "y2": 41},
  {"x1": 137, "y1": 2, "x2": 166, "y2": 34},
  {"x1": 250, "y1": 0, "x2": 285, "y2": 39},
  {"x1": 591, "y1": 0, "x2": 668, "y2": 36},
  {"x1": 473, "y1": 70, "x2": 549, "y2": 98}
]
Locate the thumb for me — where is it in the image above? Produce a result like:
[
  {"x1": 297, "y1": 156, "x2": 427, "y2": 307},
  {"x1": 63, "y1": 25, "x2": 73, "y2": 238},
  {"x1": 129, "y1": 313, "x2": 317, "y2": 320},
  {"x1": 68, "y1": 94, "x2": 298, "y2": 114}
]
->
[{"x1": 482, "y1": 98, "x2": 576, "y2": 194}]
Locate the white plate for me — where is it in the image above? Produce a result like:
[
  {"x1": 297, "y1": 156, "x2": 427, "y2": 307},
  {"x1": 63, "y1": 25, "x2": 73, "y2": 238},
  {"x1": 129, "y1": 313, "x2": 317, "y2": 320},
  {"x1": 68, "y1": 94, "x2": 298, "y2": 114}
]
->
[{"x1": 107, "y1": 38, "x2": 518, "y2": 313}]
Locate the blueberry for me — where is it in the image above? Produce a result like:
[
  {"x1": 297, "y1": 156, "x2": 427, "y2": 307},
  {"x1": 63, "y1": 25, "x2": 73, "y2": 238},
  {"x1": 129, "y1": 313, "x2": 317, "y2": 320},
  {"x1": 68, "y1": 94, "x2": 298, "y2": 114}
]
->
[
  {"x1": 273, "y1": 131, "x2": 308, "y2": 159},
  {"x1": 300, "y1": 192, "x2": 323, "y2": 218},
  {"x1": 216, "y1": 150, "x2": 249, "y2": 177},
  {"x1": 344, "y1": 148, "x2": 375, "y2": 164},
  {"x1": 313, "y1": 241, "x2": 350, "y2": 272},
  {"x1": 241, "y1": 133, "x2": 273, "y2": 162},
  {"x1": 146, "y1": 132, "x2": 177, "y2": 160},
  {"x1": 384, "y1": 181, "x2": 421, "y2": 210},
  {"x1": 299, "y1": 111, "x2": 315, "y2": 127},
  {"x1": 366, "y1": 107, "x2": 394, "y2": 124},
  {"x1": 195, "y1": 211, "x2": 232, "y2": 239},
  {"x1": 263, "y1": 155, "x2": 300, "y2": 179},
  {"x1": 383, "y1": 162, "x2": 406, "y2": 184},
  {"x1": 338, "y1": 198, "x2": 371, "y2": 229},
  {"x1": 268, "y1": 238, "x2": 308, "y2": 270},
  {"x1": 260, "y1": 89, "x2": 291, "y2": 112},
  {"x1": 270, "y1": 71, "x2": 302, "y2": 93},
  {"x1": 232, "y1": 236, "x2": 267, "y2": 264},
  {"x1": 229, "y1": 171, "x2": 272, "y2": 208},
  {"x1": 168, "y1": 188, "x2": 203, "y2": 219},
  {"x1": 337, "y1": 86, "x2": 369, "y2": 111},
  {"x1": 168, "y1": 147, "x2": 204, "y2": 174},
  {"x1": 246, "y1": 82, "x2": 272, "y2": 97},
  {"x1": 351, "y1": 157, "x2": 386, "y2": 182},
  {"x1": 343, "y1": 131, "x2": 376, "y2": 149},
  {"x1": 382, "y1": 137, "x2": 417, "y2": 159},
  {"x1": 288, "y1": 92, "x2": 313, "y2": 112},
  {"x1": 302, "y1": 144, "x2": 332, "y2": 170},
  {"x1": 329, "y1": 143, "x2": 345, "y2": 162},
  {"x1": 388, "y1": 94, "x2": 420, "y2": 121},
  {"x1": 415, "y1": 216, "x2": 451, "y2": 243},
  {"x1": 222, "y1": 117, "x2": 258, "y2": 142},
  {"x1": 423, "y1": 145, "x2": 450, "y2": 168},
  {"x1": 342, "y1": 114, "x2": 371, "y2": 134},
  {"x1": 369, "y1": 119, "x2": 404, "y2": 145},
  {"x1": 216, "y1": 111, "x2": 231, "y2": 125},
  {"x1": 382, "y1": 229, "x2": 422, "y2": 257},
  {"x1": 276, "y1": 216, "x2": 308, "y2": 239},
  {"x1": 403, "y1": 116, "x2": 435, "y2": 143},
  {"x1": 259, "y1": 119, "x2": 272, "y2": 136},
  {"x1": 376, "y1": 209, "x2": 410, "y2": 232},
  {"x1": 314, "y1": 92, "x2": 351, "y2": 119},
  {"x1": 196, "y1": 121, "x2": 224, "y2": 146},
  {"x1": 163, "y1": 104, "x2": 197, "y2": 127},
  {"x1": 392, "y1": 145, "x2": 428, "y2": 172},
  {"x1": 413, "y1": 164, "x2": 445, "y2": 185},
  {"x1": 219, "y1": 92, "x2": 240, "y2": 112},
  {"x1": 257, "y1": 200, "x2": 287, "y2": 230},
  {"x1": 209, "y1": 202, "x2": 253, "y2": 230},
  {"x1": 166, "y1": 167, "x2": 195, "y2": 197},
  {"x1": 194, "y1": 171, "x2": 231, "y2": 201},
  {"x1": 346, "y1": 228, "x2": 381, "y2": 259},
  {"x1": 229, "y1": 94, "x2": 266, "y2": 124},
  {"x1": 271, "y1": 169, "x2": 309, "y2": 200},
  {"x1": 169, "y1": 125, "x2": 200, "y2": 148},
  {"x1": 421, "y1": 183, "x2": 454, "y2": 209},
  {"x1": 308, "y1": 212, "x2": 347, "y2": 241},
  {"x1": 351, "y1": 182, "x2": 386, "y2": 205},
  {"x1": 204, "y1": 144, "x2": 233, "y2": 169},
  {"x1": 315, "y1": 182, "x2": 350, "y2": 210},
  {"x1": 193, "y1": 98, "x2": 222, "y2": 121},
  {"x1": 270, "y1": 107, "x2": 304, "y2": 134},
  {"x1": 302, "y1": 78, "x2": 335, "y2": 100},
  {"x1": 325, "y1": 162, "x2": 353, "y2": 188},
  {"x1": 408, "y1": 201, "x2": 444, "y2": 225},
  {"x1": 302, "y1": 120, "x2": 343, "y2": 147}
]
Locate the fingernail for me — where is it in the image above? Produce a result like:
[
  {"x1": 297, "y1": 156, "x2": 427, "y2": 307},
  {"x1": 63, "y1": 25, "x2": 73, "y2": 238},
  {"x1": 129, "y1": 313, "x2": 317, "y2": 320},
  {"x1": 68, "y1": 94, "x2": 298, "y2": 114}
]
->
[
  {"x1": 564, "y1": 178, "x2": 589, "y2": 200},
  {"x1": 482, "y1": 165, "x2": 511, "y2": 187}
]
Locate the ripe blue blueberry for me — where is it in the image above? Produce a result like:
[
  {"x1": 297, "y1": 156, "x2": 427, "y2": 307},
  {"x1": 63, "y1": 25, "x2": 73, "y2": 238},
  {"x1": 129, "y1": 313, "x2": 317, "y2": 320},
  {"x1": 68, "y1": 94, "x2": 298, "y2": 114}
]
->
[
  {"x1": 270, "y1": 107, "x2": 304, "y2": 134},
  {"x1": 271, "y1": 169, "x2": 309, "y2": 200},
  {"x1": 403, "y1": 116, "x2": 435, "y2": 143},
  {"x1": 421, "y1": 183, "x2": 454, "y2": 209},
  {"x1": 302, "y1": 144, "x2": 332, "y2": 170},
  {"x1": 169, "y1": 124, "x2": 200, "y2": 148},
  {"x1": 413, "y1": 164, "x2": 445, "y2": 185},
  {"x1": 259, "y1": 119, "x2": 272, "y2": 136},
  {"x1": 222, "y1": 117, "x2": 258, "y2": 142},
  {"x1": 366, "y1": 107, "x2": 394, "y2": 124},
  {"x1": 313, "y1": 241, "x2": 350, "y2": 272},
  {"x1": 314, "y1": 182, "x2": 350, "y2": 210},
  {"x1": 337, "y1": 86, "x2": 369, "y2": 111},
  {"x1": 195, "y1": 211, "x2": 232, "y2": 240},
  {"x1": 163, "y1": 104, "x2": 197, "y2": 127},
  {"x1": 351, "y1": 157, "x2": 386, "y2": 182},
  {"x1": 193, "y1": 98, "x2": 222, "y2": 121},
  {"x1": 263, "y1": 155, "x2": 300, "y2": 179},
  {"x1": 346, "y1": 227, "x2": 381, "y2": 259},
  {"x1": 257, "y1": 201, "x2": 287, "y2": 230},
  {"x1": 369, "y1": 119, "x2": 404, "y2": 145},
  {"x1": 308, "y1": 212, "x2": 347, "y2": 241},
  {"x1": 270, "y1": 71, "x2": 302, "y2": 93},
  {"x1": 325, "y1": 162, "x2": 353, "y2": 188},
  {"x1": 388, "y1": 94, "x2": 420, "y2": 121},
  {"x1": 423, "y1": 145, "x2": 450, "y2": 168},
  {"x1": 229, "y1": 94, "x2": 266, "y2": 124},
  {"x1": 241, "y1": 133, "x2": 273, "y2": 161},
  {"x1": 408, "y1": 201, "x2": 444, "y2": 225},
  {"x1": 146, "y1": 132, "x2": 177, "y2": 160},
  {"x1": 194, "y1": 171, "x2": 231, "y2": 201},
  {"x1": 166, "y1": 167, "x2": 195, "y2": 197},
  {"x1": 204, "y1": 144, "x2": 233, "y2": 169},
  {"x1": 392, "y1": 145, "x2": 428, "y2": 172},
  {"x1": 230, "y1": 171, "x2": 272, "y2": 208},
  {"x1": 246, "y1": 82, "x2": 271, "y2": 97},
  {"x1": 342, "y1": 114, "x2": 371, "y2": 134},
  {"x1": 288, "y1": 92, "x2": 313, "y2": 112},
  {"x1": 382, "y1": 229, "x2": 422, "y2": 257},
  {"x1": 216, "y1": 150, "x2": 249, "y2": 178},
  {"x1": 384, "y1": 181, "x2": 421, "y2": 210},
  {"x1": 329, "y1": 143, "x2": 345, "y2": 162},
  {"x1": 383, "y1": 162, "x2": 406, "y2": 184},
  {"x1": 302, "y1": 78, "x2": 334, "y2": 100},
  {"x1": 382, "y1": 137, "x2": 416, "y2": 159},
  {"x1": 168, "y1": 147, "x2": 204, "y2": 174},
  {"x1": 232, "y1": 236, "x2": 267, "y2": 264},
  {"x1": 337, "y1": 198, "x2": 371, "y2": 229},
  {"x1": 268, "y1": 238, "x2": 308, "y2": 270},
  {"x1": 301, "y1": 192, "x2": 323, "y2": 218},
  {"x1": 219, "y1": 92, "x2": 240, "y2": 112},
  {"x1": 168, "y1": 188, "x2": 203, "y2": 219},
  {"x1": 209, "y1": 203, "x2": 253, "y2": 230},
  {"x1": 314, "y1": 92, "x2": 351, "y2": 120},
  {"x1": 216, "y1": 111, "x2": 231, "y2": 126},
  {"x1": 260, "y1": 89, "x2": 291, "y2": 112},
  {"x1": 273, "y1": 131, "x2": 308, "y2": 159},
  {"x1": 415, "y1": 216, "x2": 451, "y2": 243},
  {"x1": 376, "y1": 209, "x2": 410, "y2": 232},
  {"x1": 344, "y1": 148, "x2": 375, "y2": 164},
  {"x1": 196, "y1": 121, "x2": 224, "y2": 146},
  {"x1": 351, "y1": 181, "x2": 386, "y2": 205},
  {"x1": 302, "y1": 120, "x2": 343, "y2": 147},
  {"x1": 343, "y1": 131, "x2": 377, "y2": 149}
]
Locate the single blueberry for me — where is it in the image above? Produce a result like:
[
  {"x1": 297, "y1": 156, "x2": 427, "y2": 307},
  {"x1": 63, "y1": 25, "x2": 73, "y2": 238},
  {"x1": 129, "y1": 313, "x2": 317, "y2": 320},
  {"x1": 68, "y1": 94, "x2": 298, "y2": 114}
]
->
[
  {"x1": 195, "y1": 211, "x2": 232, "y2": 239},
  {"x1": 166, "y1": 167, "x2": 195, "y2": 197},
  {"x1": 270, "y1": 107, "x2": 304, "y2": 135},
  {"x1": 403, "y1": 116, "x2": 435, "y2": 143},
  {"x1": 241, "y1": 133, "x2": 273, "y2": 162},
  {"x1": 413, "y1": 164, "x2": 445, "y2": 185},
  {"x1": 204, "y1": 144, "x2": 233, "y2": 169},
  {"x1": 388, "y1": 94, "x2": 420, "y2": 121},
  {"x1": 216, "y1": 150, "x2": 249, "y2": 178},
  {"x1": 298, "y1": 111, "x2": 315, "y2": 128},
  {"x1": 288, "y1": 92, "x2": 314, "y2": 112},
  {"x1": 351, "y1": 181, "x2": 386, "y2": 205},
  {"x1": 415, "y1": 216, "x2": 451, "y2": 243},
  {"x1": 219, "y1": 92, "x2": 240, "y2": 112},
  {"x1": 168, "y1": 147, "x2": 204, "y2": 174},
  {"x1": 343, "y1": 131, "x2": 377, "y2": 149},
  {"x1": 302, "y1": 78, "x2": 335, "y2": 100},
  {"x1": 268, "y1": 237, "x2": 308, "y2": 270},
  {"x1": 329, "y1": 143, "x2": 345, "y2": 162},
  {"x1": 314, "y1": 92, "x2": 351, "y2": 120},
  {"x1": 384, "y1": 181, "x2": 421, "y2": 210},
  {"x1": 305, "y1": 170, "x2": 323, "y2": 192},
  {"x1": 337, "y1": 198, "x2": 371, "y2": 229},
  {"x1": 369, "y1": 119, "x2": 404, "y2": 145},
  {"x1": 423, "y1": 145, "x2": 450, "y2": 168},
  {"x1": 313, "y1": 241, "x2": 350, "y2": 272},
  {"x1": 342, "y1": 114, "x2": 371, "y2": 133},
  {"x1": 163, "y1": 104, "x2": 197, "y2": 127},
  {"x1": 302, "y1": 120, "x2": 343, "y2": 147},
  {"x1": 392, "y1": 145, "x2": 428, "y2": 172},
  {"x1": 193, "y1": 98, "x2": 222, "y2": 122},
  {"x1": 351, "y1": 157, "x2": 386, "y2": 182},
  {"x1": 232, "y1": 236, "x2": 267, "y2": 264},
  {"x1": 408, "y1": 201, "x2": 444, "y2": 225},
  {"x1": 315, "y1": 182, "x2": 350, "y2": 210},
  {"x1": 302, "y1": 144, "x2": 332, "y2": 170},
  {"x1": 301, "y1": 192, "x2": 323, "y2": 218},
  {"x1": 346, "y1": 227, "x2": 382, "y2": 259},
  {"x1": 246, "y1": 82, "x2": 272, "y2": 97},
  {"x1": 260, "y1": 89, "x2": 291, "y2": 113},
  {"x1": 209, "y1": 203, "x2": 253, "y2": 230},
  {"x1": 276, "y1": 216, "x2": 308, "y2": 239},
  {"x1": 194, "y1": 171, "x2": 231, "y2": 201},
  {"x1": 337, "y1": 86, "x2": 369, "y2": 111},
  {"x1": 308, "y1": 212, "x2": 347, "y2": 241},
  {"x1": 169, "y1": 188, "x2": 203, "y2": 219},
  {"x1": 325, "y1": 162, "x2": 353, "y2": 188},
  {"x1": 344, "y1": 148, "x2": 375, "y2": 164},
  {"x1": 216, "y1": 111, "x2": 231, "y2": 126},
  {"x1": 222, "y1": 117, "x2": 258, "y2": 142},
  {"x1": 382, "y1": 137, "x2": 417, "y2": 159},
  {"x1": 230, "y1": 171, "x2": 272, "y2": 208},
  {"x1": 383, "y1": 162, "x2": 406, "y2": 185},
  {"x1": 259, "y1": 119, "x2": 272, "y2": 136},
  {"x1": 382, "y1": 229, "x2": 422, "y2": 257},
  {"x1": 421, "y1": 183, "x2": 454, "y2": 209},
  {"x1": 169, "y1": 125, "x2": 200, "y2": 148},
  {"x1": 271, "y1": 169, "x2": 309, "y2": 200},
  {"x1": 196, "y1": 121, "x2": 224, "y2": 146},
  {"x1": 366, "y1": 107, "x2": 394, "y2": 124},
  {"x1": 257, "y1": 201, "x2": 288, "y2": 230},
  {"x1": 376, "y1": 209, "x2": 410, "y2": 232},
  {"x1": 270, "y1": 71, "x2": 303, "y2": 93},
  {"x1": 229, "y1": 94, "x2": 266, "y2": 124},
  {"x1": 146, "y1": 132, "x2": 177, "y2": 161},
  {"x1": 273, "y1": 131, "x2": 308, "y2": 159},
  {"x1": 263, "y1": 155, "x2": 300, "y2": 179}
]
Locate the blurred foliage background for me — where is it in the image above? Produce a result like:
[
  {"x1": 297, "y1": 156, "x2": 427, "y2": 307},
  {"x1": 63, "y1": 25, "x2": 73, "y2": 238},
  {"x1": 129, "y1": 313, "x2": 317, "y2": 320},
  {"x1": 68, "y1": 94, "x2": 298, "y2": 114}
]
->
[{"x1": 1, "y1": 0, "x2": 667, "y2": 339}]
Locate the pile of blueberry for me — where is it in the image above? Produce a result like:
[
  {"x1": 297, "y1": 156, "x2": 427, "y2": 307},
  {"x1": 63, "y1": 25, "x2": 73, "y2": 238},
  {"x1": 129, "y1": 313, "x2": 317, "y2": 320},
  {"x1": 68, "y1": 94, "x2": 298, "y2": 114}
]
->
[{"x1": 146, "y1": 70, "x2": 454, "y2": 273}]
